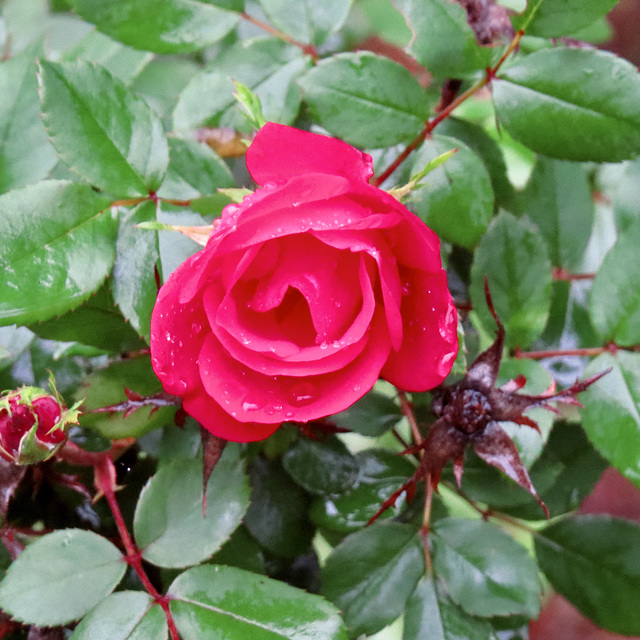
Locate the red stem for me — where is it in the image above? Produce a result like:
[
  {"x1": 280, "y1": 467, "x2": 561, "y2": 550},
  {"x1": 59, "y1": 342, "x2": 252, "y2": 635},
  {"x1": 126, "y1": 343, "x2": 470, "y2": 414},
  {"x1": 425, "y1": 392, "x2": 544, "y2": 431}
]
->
[
  {"x1": 240, "y1": 12, "x2": 319, "y2": 61},
  {"x1": 373, "y1": 29, "x2": 524, "y2": 187},
  {"x1": 94, "y1": 457, "x2": 180, "y2": 640},
  {"x1": 552, "y1": 267, "x2": 595, "y2": 281},
  {"x1": 514, "y1": 343, "x2": 640, "y2": 359}
]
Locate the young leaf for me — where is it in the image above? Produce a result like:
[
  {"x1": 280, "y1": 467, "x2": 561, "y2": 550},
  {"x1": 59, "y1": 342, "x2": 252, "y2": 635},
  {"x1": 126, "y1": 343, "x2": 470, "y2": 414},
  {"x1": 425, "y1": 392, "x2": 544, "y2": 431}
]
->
[
  {"x1": 134, "y1": 445, "x2": 249, "y2": 568},
  {"x1": 409, "y1": 135, "x2": 494, "y2": 248},
  {"x1": 257, "y1": 0, "x2": 353, "y2": 45},
  {"x1": 0, "y1": 529, "x2": 126, "y2": 627},
  {"x1": 70, "y1": 591, "x2": 167, "y2": 640},
  {"x1": 282, "y1": 436, "x2": 359, "y2": 496},
  {"x1": 431, "y1": 518, "x2": 541, "y2": 618},
  {"x1": 65, "y1": 0, "x2": 239, "y2": 53},
  {"x1": 168, "y1": 564, "x2": 348, "y2": 640},
  {"x1": 470, "y1": 211, "x2": 552, "y2": 348},
  {"x1": 536, "y1": 515, "x2": 640, "y2": 635},
  {"x1": 514, "y1": 0, "x2": 620, "y2": 38},
  {"x1": 233, "y1": 81, "x2": 267, "y2": 130},
  {"x1": 393, "y1": 0, "x2": 495, "y2": 77},
  {"x1": 321, "y1": 522, "x2": 424, "y2": 637},
  {"x1": 0, "y1": 181, "x2": 116, "y2": 326},
  {"x1": 494, "y1": 48, "x2": 640, "y2": 162},
  {"x1": 298, "y1": 51, "x2": 432, "y2": 148},
  {"x1": 589, "y1": 217, "x2": 640, "y2": 346},
  {"x1": 112, "y1": 201, "x2": 159, "y2": 343},
  {"x1": 404, "y1": 576, "x2": 499, "y2": 640},
  {"x1": 581, "y1": 351, "x2": 640, "y2": 489},
  {"x1": 0, "y1": 44, "x2": 57, "y2": 193},
  {"x1": 39, "y1": 59, "x2": 169, "y2": 196},
  {"x1": 518, "y1": 158, "x2": 594, "y2": 270}
]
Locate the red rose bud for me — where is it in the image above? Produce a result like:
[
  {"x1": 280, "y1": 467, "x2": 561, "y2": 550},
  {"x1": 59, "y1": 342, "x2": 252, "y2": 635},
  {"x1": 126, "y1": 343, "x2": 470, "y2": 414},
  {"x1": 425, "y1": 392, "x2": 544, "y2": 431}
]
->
[
  {"x1": 150, "y1": 123, "x2": 459, "y2": 442},
  {"x1": 0, "y1": 387, "x2": 80, "y2": 465}
]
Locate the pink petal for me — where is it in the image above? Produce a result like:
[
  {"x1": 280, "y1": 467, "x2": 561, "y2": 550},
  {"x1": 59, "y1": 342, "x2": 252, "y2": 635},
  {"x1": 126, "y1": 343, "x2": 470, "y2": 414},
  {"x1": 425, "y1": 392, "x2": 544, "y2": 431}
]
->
[
  {"x1": 381, "y1": 270, "x2": 458, "y2": 391},
  {"x1": 150, "y1": 257, "x2": 211, "y2": 397},
  {"x1": 246, "y1": 122, "x2": 374, "y2": 185},
  {"x1": 197, "y1": 312, "x2": 391, "y2": 424},
  {"x1": 183, "y1": 392, "x2": 279, "y2": 442},
  {"x1": 312, "y1": 229, "x2": 404, "y2": 351},
  {"x1": 210, "y1": 256, "x2": 376, "y2": 376}
]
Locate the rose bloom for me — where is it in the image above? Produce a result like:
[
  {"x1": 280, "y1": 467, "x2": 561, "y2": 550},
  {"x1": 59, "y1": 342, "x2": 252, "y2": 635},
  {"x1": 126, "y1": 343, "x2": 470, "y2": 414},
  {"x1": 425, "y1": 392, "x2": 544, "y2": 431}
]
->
[{"x1": 150, "y1": 123, "x2": 458, "y2": 442}]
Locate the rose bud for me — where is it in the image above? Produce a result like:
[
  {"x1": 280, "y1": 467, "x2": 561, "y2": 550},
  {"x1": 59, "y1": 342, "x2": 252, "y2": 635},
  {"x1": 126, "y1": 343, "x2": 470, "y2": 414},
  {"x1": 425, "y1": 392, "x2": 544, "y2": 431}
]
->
[
  {"x1": 0, "y1": 386, "x2": 80, "y2": 465},
  {"x1": 150, "y1": 123, "x2": 459, "y2": 442}
]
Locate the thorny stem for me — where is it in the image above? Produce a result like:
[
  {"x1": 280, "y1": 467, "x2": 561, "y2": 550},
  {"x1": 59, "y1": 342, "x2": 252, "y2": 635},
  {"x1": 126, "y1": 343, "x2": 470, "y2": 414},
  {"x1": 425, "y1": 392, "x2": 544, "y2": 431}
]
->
[
  {"x1": 240, "y1": 12, "x2": 319, "y2": 61},
  {"x1": 552, "y1": 267, "x2": 595, "y2": 281},
  {"x1": 515, "y1": 343, "x2": 640, "y2": 360},
  {"x1": 398, "y1": 391, "x2": 434, "y2": 570},
  {"x1": 94, "y1": 457, "x2": 180, "y2": 640},
  {"x1": 111, "y1": 195, "x2": 192, "y2": 209},
  {"x1": 373, "y1": 29, "x2": 525, "y2": 187},
  {"x1": 398, "y1": 391, "x2": 422, "y2": 448}
]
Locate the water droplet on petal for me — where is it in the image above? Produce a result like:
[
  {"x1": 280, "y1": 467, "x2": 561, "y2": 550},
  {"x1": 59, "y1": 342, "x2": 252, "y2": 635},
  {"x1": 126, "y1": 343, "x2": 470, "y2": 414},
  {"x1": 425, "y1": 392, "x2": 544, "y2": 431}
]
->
[
  {"x1": 288, "y1": 382, "x2": 319, "y2": 407},
  {"x1": 191, "y1": 322, "x2": 202, "y2": 336}
]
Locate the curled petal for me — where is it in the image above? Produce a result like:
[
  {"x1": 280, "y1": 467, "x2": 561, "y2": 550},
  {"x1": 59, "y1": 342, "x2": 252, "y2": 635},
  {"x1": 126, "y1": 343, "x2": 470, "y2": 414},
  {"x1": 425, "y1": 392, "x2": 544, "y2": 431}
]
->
[{"x1": 246, "y1": 122, "x2": 374, "y2": 185}]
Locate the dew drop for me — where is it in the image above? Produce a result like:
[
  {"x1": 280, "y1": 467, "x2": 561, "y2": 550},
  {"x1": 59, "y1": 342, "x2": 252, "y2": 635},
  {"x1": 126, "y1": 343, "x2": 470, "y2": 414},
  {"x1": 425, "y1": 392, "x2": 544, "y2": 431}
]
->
[
  {"x1": 319, "y1": 341, "x2": 329, "y2": 350},
  {"x1": 284, "y1": 411, "x2": 295, "y2": 419},
  {"x1": 288, "y1": 382, "x2": 319, "y2": 407},
  {"x1": 242, "y1": 400, "x2": 263, "y2": 412},
  {"x1": 191, "y1": 322, "x2": 202, "y2": 336},
  {"x1": 176, "y1": 378, "x2": 188, "y2": 393}
]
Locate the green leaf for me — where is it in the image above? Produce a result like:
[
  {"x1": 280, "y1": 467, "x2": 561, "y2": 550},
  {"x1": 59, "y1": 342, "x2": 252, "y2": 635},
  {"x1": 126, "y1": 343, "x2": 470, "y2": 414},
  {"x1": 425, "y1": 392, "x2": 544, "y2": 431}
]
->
[
  {"x1": 409, "y1": 135, "x2": 494, "y2": 248},
  {"x1": 536, "y1": 515, "x2": 640, "y2": 635},
  {"x1": 74, "y1": 356, "x2": 176, "y2": 439},
  {"x1": 257, "y1": 0, "x2": 353, "y2": 45},
  {"x1": 0, "y1": 181, "x2": 116, "y2": 326},
  {"x1": 469, "y1": 211, "x2": 552, "y2": 348},
  {"x1": 173, "y1": 38, "x2": 308, "y2": 132},
  {"x1": 404, "y1": 576, "x2": 499, "y2": 640},
  {"x1": 66, "y1": 0, "x2": 239, "y2": 53},
  {"x1": 210, "y1": 525, "x2": 266, "y2": 575},
  {"x1": 283, "y1": 436, "x2": 359, "y2": 496},
  {"x1": 436, "y1": 117, "x2": 514, "y2": 208},
  {"x1": 29, "y1": 282, "x2": 145, "y2": 353},
  {"x1": 158, "y1": 138, "x2": 234, "y2": 200},
  {"x1": 169, "y1": 565, "x2": 348, "y2": 640},
  {"x1": 393, "y1": 0, "x2": 495, "y2": 76},
  {"x1": 589, "y1": 217, "x2": 640, "y2": 346},
  {"x1": 112, "y1": 201, "x2": 159, "y2": 343},
  {"x1": 431, "y1": 518, "x2": 541, "y2": 618},
  {"x1": 514, "y1": 0, "x2": 619, "y2": 38},
  {"x1": 244, "y1": 456, "x2": 314, "y2": 558},
  {"x1": 70, "y1": 591, "x2": 167, "y2": 640},
  {"x1": 233, "y1": 80, "x2": 267, "y2": 129},
  {"x1": 494, "y1": 48, "x2": 640, "y2": 162},
  {"x1": 0, "y1": 529, "x2": 125, "y2": 626},
  {"x1": 39, "y1": 59, "x2": 169, "y2": 196},
  {"x1": 134, "y1": 445, "x2": 249, "y2": 568},
  {"x1": 321, "y1": 522, "x2": 424, "y2": 637},
  {"x1": 63, "y1": 29, "x2": 154, "y2": 84},
  {"x1": 600, "y1": 158, "x2": 640, "y2": 232},
  {"x1": 518, "y1": 157, "x2": 594, "y2": 269},
  {"x1": 581, "y1": 351, "x2": 640, "y2": 488},
  {"x1": 298, "y1": 51, "x2": 432, "y2": 148},
  {"x1": 0, "y1": 44, "x2": 57, "y2": 193},
  {"x1": 310, "y1": 449, "x2": 417, "y2": 534},
  {"x1": 332, "y1": 390, "x2": 402, "y2": 437}
]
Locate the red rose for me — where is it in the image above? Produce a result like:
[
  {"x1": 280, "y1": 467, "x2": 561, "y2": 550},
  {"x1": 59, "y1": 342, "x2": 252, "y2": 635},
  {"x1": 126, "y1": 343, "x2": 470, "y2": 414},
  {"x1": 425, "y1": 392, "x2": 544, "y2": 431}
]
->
[{"x1": 150, "y1": 123, "x2": 458, "y2": 442}]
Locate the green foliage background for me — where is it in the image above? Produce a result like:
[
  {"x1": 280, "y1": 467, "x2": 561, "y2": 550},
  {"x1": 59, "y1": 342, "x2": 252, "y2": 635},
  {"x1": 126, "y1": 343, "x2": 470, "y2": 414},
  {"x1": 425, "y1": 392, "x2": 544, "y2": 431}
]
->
[{"x1": 1, "y1": 0, "x2": 640, "y2": 638}]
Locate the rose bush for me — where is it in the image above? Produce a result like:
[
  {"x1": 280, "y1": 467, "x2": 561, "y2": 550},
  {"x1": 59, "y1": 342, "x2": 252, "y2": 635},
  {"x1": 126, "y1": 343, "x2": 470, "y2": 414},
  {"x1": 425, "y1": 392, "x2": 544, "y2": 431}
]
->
[{"x1": 150, "y1": 123, "x2": 458, "y2": 441}]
